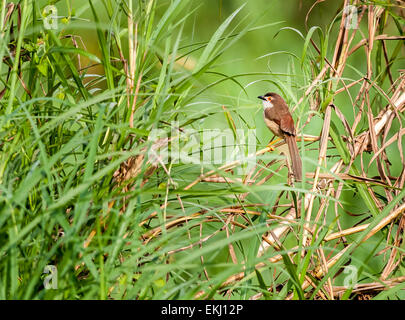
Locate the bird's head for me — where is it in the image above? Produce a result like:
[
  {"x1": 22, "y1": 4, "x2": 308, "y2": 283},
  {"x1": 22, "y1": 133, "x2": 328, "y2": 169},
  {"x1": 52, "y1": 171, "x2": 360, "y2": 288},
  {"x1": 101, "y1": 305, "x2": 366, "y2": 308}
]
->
[{"x1": 258, "y1": 92, "x2": 283, "y2": 110}]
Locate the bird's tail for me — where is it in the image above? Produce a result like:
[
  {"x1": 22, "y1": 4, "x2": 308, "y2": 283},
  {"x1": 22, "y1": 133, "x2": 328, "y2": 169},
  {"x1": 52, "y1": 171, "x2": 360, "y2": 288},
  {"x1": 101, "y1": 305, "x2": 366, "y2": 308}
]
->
[{"x1": 285, "y1": 134, "x2": 302, "y2": 181}]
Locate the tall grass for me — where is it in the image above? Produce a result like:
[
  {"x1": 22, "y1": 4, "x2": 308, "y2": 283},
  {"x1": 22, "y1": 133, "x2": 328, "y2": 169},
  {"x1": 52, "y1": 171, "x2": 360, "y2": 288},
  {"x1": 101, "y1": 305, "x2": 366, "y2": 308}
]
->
[{"x1": 0, "y1": 0, "x2": 404, "y2": 300}]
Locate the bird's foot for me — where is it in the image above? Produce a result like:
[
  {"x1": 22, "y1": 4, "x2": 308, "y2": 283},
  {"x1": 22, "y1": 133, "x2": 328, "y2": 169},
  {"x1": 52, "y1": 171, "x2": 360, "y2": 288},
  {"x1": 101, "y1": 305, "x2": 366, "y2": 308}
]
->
[{"x1": 266, "y1": 138, "x2": 282, "y2": 151}]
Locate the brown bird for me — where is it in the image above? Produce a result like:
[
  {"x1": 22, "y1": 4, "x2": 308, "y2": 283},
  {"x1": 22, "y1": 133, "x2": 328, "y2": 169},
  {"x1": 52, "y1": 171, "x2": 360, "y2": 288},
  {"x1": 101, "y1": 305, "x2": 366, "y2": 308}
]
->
[{"x1": 258, "y1": 92, "x2": 302, "y2": 181}]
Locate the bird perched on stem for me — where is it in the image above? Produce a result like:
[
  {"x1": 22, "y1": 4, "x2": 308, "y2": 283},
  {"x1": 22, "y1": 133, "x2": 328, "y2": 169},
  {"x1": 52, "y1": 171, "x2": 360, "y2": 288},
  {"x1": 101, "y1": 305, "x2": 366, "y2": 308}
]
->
[{"x1": 258, "y1": 92, "x2": 302, "y2": 181}]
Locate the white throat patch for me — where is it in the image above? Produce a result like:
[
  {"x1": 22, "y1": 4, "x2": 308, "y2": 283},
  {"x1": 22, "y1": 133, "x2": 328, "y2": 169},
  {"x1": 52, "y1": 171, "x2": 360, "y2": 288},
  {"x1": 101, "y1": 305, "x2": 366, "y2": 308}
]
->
[{"x1": 262, "y1": 100, "x2": 273, "y2": 110}]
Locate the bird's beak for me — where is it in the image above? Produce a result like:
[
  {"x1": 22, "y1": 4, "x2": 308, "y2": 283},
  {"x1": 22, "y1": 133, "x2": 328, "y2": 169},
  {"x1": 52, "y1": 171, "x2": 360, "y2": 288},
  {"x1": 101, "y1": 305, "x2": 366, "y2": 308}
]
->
[{"x1": 258, "y1": 96, "x2": 266, "y2": 101}]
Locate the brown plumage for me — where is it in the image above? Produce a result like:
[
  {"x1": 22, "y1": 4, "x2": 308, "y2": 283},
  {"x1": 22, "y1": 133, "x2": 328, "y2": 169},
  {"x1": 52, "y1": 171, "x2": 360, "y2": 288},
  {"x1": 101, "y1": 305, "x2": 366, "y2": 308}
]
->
[{"x1": 258, "y1": 92, "x2": 302, "y2": 181}]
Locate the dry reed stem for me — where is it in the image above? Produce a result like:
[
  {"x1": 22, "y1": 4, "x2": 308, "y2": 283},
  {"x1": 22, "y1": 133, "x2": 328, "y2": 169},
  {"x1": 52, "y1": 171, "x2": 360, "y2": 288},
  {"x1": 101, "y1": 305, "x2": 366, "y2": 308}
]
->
[
  {"x1": 332, "y1": 275, "x2": 405, "y2": 297},
  {"x1": 302, "y1": 105, "x2": 332, "y2": 249}
]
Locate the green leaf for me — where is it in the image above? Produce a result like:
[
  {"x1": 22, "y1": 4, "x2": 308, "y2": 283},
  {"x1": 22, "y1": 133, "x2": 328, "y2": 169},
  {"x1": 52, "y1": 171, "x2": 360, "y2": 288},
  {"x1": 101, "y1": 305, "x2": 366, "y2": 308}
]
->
[
  {"x1": 195, "y1": 4, "x2": 246, "y2": 72},
  {"x1": 301, "y1": 26, "x2": 321, "y2": 68},
  {"x1": 49, "y1": 46, "x2": 101, "y2": 64},
  {"x1": 255, "y1": 269, "x2": 271, "y2": 300},
  {"x1": 329, "y1": 121, "x2": 350, "y2": 164}
]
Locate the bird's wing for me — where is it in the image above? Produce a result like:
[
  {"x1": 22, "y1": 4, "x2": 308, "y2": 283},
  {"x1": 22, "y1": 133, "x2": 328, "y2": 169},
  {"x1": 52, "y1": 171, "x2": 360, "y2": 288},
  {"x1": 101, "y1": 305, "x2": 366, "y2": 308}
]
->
[{"x1": 280, "y1": 113, "x2": 296, "y2": 136}]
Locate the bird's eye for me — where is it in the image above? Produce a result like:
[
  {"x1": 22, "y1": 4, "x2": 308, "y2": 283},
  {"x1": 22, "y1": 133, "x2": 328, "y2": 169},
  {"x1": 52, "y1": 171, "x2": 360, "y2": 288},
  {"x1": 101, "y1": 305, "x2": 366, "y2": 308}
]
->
[{"x1": 267, "y1": 96, "x2": 272, "y2": 101}]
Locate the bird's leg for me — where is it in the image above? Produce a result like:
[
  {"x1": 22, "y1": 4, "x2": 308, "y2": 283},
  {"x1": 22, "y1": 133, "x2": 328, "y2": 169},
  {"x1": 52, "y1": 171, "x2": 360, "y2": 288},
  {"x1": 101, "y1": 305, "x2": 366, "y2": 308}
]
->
[{"x1": 266, "y1": 137, "x2": 282, "y2": 151}]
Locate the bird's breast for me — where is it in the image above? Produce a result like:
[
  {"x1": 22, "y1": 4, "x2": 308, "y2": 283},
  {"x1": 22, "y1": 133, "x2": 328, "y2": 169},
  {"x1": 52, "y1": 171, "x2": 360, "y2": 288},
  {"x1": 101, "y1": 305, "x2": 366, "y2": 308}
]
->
[{"x1": 263, "y1": 111, "x2": 283, "y2": 137}]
